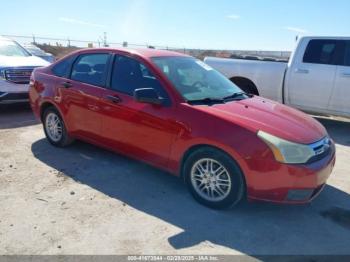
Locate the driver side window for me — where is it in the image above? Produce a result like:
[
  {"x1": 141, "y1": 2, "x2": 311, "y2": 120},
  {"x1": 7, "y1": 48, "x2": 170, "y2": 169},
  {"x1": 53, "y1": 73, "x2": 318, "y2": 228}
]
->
[{"x1": 110, "y1": 55, "x2": 169, "y2": 101}]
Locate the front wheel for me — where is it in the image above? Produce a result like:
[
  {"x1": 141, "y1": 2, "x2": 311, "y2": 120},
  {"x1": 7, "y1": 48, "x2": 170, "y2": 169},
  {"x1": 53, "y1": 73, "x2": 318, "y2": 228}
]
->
[{"x1": 184, "y1": 147, "x2": 245, "y2": 209}]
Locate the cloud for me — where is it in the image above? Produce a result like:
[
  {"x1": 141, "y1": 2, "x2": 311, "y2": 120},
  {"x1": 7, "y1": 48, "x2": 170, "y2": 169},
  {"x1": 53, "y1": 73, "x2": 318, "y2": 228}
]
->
[
  {"x1": 285, "y1": 26, "x2": 308, "y2": 34},
  {"x1": 227, "y1": 14, "x2": 240, "y2": 20},
  {"x1": 59, "y1": 17, "x2": 106, "y2": 28}
]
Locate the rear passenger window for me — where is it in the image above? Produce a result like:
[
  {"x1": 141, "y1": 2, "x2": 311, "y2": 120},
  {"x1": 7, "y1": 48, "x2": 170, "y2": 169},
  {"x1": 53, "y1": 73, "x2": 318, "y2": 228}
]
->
[
  {"x1": 71, "y1": 54, "x2": 110, "y2": 87},
  {"x1": 52, "y1": 56, "x2": 75, "y2": 78},
  {"x1": 303, "y1": 40, "x2": 338, "y2": 65}
]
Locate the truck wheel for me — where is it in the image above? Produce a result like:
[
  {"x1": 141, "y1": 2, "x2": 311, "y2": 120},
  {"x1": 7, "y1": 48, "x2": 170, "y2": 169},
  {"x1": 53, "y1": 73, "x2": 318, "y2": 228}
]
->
[
  {"x1": 184, "y1": 147, "x2": 245, "y2": 209},
  {"x1": 43, "y1": 107, "x2": 74, "y2": 147},
  {"x1": 231, "y1": 77, "x2": 259, "y2": 96}
]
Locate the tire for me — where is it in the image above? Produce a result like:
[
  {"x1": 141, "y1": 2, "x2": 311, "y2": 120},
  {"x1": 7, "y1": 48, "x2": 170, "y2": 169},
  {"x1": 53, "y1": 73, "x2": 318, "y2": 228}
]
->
[
  {"x1": 42, "y1": 107, "x2": 74, "y2": 147},
  {"x1": 231, "y1": 78, "x2": 259, "y2": 96},
  {"x1": 184, "y1": 147, "x2": 245, "y2": 209}
]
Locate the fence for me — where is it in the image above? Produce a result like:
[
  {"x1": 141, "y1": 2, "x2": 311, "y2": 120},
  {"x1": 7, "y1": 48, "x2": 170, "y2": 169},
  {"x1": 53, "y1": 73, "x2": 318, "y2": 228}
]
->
[
  {"x1": 1, "y1": 34, "x2": 194, "y2": 53},
  {"x1": 2, "y1": 34, "x2": 291, "y2": 60}
]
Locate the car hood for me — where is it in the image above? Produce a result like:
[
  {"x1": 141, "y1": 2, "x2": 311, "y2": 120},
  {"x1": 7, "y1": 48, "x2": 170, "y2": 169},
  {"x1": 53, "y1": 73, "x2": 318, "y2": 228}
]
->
[
  {"x1": 194, "y1": 96, "x2": 327, "y2": 144},
  {"x1": 0, "y1": 55, "x2": 50, "y2": 68}
]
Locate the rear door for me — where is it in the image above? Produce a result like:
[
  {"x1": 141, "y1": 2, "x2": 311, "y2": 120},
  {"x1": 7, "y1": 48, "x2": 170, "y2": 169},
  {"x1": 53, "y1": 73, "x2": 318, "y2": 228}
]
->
[
  {"x1": 59, "y1": 53, "x2": 111, "y2": 140},
  {"x1": 286, "y1": 39, "x2": 340, "y2": 112},
  {"x1": 328, "y1": 40, "x2": 350, "y2": 116}
]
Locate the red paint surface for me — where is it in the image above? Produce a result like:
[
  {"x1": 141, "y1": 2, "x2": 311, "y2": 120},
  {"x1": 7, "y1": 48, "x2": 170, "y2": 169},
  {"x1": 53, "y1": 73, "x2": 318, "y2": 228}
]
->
[{"x1": 29, "y1": 48, "x2": 335, "y2": 204}]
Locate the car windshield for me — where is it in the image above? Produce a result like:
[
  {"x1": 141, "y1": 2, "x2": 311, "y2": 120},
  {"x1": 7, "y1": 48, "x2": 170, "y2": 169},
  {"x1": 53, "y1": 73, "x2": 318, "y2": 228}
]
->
[
  {"x1": 0, "y1": 40, "x2": 31, "y2": 57},
  {"x1": 152, "y1": 56, "x2": 243, "y2": 102},
  {"x1": 23, "y1": 45, "x2": 47, "y2": 56}
]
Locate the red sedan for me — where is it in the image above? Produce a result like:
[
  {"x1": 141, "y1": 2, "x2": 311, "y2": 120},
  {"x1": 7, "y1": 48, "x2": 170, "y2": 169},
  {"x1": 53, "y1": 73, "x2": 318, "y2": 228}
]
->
[{"x1": 29, "y1": 48, "x2": 336, "y2": 209}]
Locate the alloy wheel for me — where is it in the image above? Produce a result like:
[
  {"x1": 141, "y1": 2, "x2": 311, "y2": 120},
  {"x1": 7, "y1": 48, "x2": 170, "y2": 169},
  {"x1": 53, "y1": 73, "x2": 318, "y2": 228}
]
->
[
  {"x1": 45, "y1": 112, "x2": 63, "y2": 142},
  {"x1": 190, "y1": 158, "x2": 232, "y2": 202}
]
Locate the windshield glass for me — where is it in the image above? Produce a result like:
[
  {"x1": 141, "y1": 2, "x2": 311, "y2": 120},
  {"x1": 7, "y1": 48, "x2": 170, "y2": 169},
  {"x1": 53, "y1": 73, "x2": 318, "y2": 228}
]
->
[
  {"x1": 152, "y1": 56, "x2": 242, "y2": 101},
  {"x1": 0, "y1": 40, "x2": 31, "y2": 57}
]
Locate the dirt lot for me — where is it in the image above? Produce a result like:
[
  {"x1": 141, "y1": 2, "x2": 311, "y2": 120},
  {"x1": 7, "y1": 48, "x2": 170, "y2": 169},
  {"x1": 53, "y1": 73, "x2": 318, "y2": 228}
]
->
[{"x1": 0, "y1": 104, "x2": 350, "y2": 256}]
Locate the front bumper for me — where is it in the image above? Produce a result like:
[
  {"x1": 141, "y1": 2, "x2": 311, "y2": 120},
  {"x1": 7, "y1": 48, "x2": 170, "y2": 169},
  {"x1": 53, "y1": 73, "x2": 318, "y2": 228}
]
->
[
  {"x1": 246, "y1": 143, "x2": 336, "y2": 204},
  {"x1": 0, "y1": 91, "x2": 29, "y2": 104},
  {"x1": 0, "y1": 80, "x2": 29, "y2": 104}
]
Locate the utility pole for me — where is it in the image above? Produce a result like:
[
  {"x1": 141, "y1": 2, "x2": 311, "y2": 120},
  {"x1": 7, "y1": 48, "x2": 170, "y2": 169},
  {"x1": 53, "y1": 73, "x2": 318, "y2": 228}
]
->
[{"x1": 103, "y1": 32, "x2": 108, "y2": 47}]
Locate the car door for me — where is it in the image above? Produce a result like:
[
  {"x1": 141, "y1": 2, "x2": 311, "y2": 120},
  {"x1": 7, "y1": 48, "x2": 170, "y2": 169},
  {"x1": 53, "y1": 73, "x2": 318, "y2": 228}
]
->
[
  {"x1": 287, "y1": 39, "x2": 339, "y2": 112},
  {"x1": 99, "y1": 54, "x2": 181, "y2": 168},
  {"x1": 57, "y1": 53, "x2": 111, "y2": 141},
  {"x1": 328, "y1": 40, "x2": 350, "y2": 116}
]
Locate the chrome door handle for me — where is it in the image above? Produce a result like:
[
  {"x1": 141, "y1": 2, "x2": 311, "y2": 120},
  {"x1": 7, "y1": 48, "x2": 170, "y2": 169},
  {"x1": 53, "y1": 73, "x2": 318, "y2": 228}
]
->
[
  {"x1": 342, "y1": 72, "x2": 350, "y2": 77},
  {"x1": 295, "y1": 68, "x2": 309, "y2": 74}
]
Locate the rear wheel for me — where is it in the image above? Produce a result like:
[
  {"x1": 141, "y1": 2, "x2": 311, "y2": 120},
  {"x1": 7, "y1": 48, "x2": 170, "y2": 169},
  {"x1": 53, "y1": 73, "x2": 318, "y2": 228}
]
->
[
  {"x1": 184, "y1": 147, "x2": 245, "y2": 209},
  {"x1": 43, "y1": 107, "x2": 74, "y2": 147},
  {"x1": 231, "y1": 77, "x2": 259, "y2": 96}
]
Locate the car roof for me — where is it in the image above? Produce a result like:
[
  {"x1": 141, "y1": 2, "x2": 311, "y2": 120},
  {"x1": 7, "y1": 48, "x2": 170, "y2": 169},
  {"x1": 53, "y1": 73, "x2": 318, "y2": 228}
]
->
[
  {"x1": 75, "y1": 47, "x2": 190, "y2": 59},
  {"x1": 300, "y1": 36, "x2": 350, "y2": 41}
]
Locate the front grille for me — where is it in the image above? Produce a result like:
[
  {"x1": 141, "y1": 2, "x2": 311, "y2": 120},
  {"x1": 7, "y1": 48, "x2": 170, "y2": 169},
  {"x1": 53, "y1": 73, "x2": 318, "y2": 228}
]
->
[{"x1": 4, "y1": 68, "x2": 34, "y2": 84}]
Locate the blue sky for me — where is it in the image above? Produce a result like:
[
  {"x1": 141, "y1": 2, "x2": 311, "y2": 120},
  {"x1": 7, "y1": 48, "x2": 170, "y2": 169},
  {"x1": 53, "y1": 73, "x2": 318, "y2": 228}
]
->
[{"x1": 1, "y1": 0, "x2": 350, "y2": 51}]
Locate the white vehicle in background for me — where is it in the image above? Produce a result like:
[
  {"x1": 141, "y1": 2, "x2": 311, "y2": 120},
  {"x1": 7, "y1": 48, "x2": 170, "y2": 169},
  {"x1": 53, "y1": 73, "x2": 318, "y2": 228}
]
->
[
  {"x1": 0, "y1": 37, "x2": 49, "y2": 104},
  {"x1": 22, "y1": 43, "x2": 55, "y2": 63},
  {"x1": 205, "y1": 36, "x2": 350, "y2": 118}
]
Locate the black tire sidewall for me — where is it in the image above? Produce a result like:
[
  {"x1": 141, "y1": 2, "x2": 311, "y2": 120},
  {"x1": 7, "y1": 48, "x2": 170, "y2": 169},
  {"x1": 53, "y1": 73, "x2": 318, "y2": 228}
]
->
[
  {"x1": 43, "y1": 107, "x2": 71, "y2": 147},
  {"x1": 184, "y1": 147, "x2": 245, "y2": 209}
]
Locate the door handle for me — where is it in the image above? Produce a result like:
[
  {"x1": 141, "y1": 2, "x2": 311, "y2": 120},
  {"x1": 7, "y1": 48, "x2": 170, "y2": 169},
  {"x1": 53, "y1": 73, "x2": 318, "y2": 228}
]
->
[
  {"x1": 342, "y1": 72, "x2": 350, "y2": 78},
  {"x1": 61, "y1": 81, "x2": 73, "y2": 88},
  {"x1": 295, "y1": 68, "x2": 309, "y2": 74},
  {"x1": 106, "y1": 95, "x2": 121, "y2": 104}
]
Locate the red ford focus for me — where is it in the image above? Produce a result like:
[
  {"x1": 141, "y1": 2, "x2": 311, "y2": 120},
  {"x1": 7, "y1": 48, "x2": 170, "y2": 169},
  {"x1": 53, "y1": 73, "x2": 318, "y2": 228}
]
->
[{"x1": 29, "y1": 48, "x2": 336, "y2": 209}]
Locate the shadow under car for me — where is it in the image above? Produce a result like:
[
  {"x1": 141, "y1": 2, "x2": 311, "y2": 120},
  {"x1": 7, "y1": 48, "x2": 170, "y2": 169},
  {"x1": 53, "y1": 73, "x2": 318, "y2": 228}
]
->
[{"x1": 31, "y1": 138, "x2": 350, "y2": 255}]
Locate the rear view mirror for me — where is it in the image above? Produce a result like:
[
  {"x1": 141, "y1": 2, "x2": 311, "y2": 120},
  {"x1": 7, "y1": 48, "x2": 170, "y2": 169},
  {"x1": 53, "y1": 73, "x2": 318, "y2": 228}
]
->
[{"x1": 134, "y1": 88, "x2": 164, "y2": 105}]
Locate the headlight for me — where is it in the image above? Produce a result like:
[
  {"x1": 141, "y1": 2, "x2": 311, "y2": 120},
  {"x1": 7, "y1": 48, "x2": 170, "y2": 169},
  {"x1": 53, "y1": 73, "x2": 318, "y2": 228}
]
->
[{"x1": 257, "y1": 131, "x2": 315, "y2": 164}]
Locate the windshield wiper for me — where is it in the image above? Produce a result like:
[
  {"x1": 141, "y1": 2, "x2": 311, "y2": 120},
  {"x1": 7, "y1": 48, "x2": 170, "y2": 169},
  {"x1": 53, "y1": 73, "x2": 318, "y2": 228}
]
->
[
  {"x1": 222, "y1": 92, "x2": 249, "y2": 102},
  {"x1": 187, "y1": 92, "x2": 250, "y2": 105},
  {"x1": 187, "y1": 97, "x2": 225, "y2": 105}
]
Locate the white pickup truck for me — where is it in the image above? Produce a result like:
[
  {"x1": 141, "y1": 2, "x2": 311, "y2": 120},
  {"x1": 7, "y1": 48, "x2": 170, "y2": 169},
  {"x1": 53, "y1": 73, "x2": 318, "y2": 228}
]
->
[
  {"x1": 205, "y1": 36, "x2": 350, "y2": 118},
  {"x1": 0, "y1": 37, "x2": 49, "y2": 104}
]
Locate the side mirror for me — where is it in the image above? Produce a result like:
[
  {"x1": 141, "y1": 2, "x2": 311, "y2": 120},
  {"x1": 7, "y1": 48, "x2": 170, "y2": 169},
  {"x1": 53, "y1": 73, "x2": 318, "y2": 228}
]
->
[{"x1": 134, "y1": 88, "x2": 164, "y2": 105}]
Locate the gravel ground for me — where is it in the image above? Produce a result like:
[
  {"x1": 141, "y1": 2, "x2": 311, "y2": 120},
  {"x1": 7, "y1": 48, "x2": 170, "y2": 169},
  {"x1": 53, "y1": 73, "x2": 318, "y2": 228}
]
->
[{"x1": 0, "y1": 104, "x2": 350, "y2": 256}]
